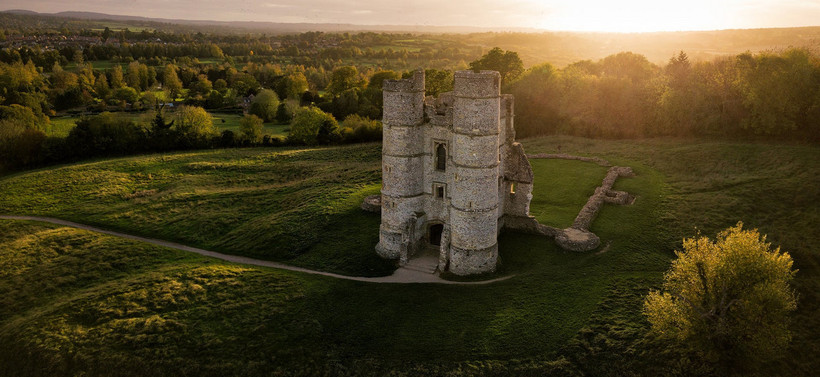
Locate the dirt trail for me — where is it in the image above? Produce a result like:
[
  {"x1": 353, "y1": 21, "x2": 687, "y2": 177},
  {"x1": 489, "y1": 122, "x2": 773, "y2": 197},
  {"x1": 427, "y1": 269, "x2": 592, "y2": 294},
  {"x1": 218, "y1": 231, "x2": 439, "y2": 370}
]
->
[{"x1": 0, "y1": 215, "x2": 513, "y2": 285}]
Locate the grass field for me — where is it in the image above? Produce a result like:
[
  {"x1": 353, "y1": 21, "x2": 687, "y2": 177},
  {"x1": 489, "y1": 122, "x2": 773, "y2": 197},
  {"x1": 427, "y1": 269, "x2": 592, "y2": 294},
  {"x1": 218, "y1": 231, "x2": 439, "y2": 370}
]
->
[
  {"x1": 46, "y1": 112, "x2": 289, "y2": 138},
  {"x1": 0, "y1": 137, "x2": 817, "y2": 376}
]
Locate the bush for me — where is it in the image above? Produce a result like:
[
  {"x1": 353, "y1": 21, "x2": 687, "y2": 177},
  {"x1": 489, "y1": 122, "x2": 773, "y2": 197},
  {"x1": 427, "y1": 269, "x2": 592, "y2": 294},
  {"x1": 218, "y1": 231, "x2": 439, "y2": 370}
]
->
[
  {"x1": 173, "y1": 106, "x2": 216, "y2": 148},
  {"x1": 0, "y1": 120, "x2": 46, "y2": 170},
  {"x1": 239, "y1": 114, "x2": 263, "y2": 144},
  {"x1": 643, "y1": 222, "x2": 797, "y2": 372},
  {"x1": 248, "y1": 89, "x2": 280, "y2": 122},
  {"x1": 64, "y1": 112, "x2": 149, "y2": 158},
  {"x1": 288, "y1": 107, "x2": 339, "y2": 146},
  {"x1": 341, "y1": 114, "x2": 381, "y2": 143}
]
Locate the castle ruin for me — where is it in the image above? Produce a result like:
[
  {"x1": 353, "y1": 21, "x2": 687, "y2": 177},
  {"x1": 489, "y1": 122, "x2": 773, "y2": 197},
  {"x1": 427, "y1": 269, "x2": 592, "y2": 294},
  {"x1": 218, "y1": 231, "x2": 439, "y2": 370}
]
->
[{"x1": 375, "y1": 69, "x2": 535, "y2": 276}]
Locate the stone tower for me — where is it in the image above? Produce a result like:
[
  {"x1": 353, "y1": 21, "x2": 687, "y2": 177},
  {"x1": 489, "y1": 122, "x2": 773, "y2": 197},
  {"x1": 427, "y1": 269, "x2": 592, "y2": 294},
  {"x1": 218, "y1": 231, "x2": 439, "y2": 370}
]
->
[{"x1": 376, "y1": 69, "x2": 534, "y2": 276}]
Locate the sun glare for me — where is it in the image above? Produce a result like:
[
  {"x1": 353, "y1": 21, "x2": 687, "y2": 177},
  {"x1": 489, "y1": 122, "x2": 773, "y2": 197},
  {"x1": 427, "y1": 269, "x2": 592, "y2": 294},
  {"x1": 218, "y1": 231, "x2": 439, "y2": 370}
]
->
[{"x1": 531, "y1": 0, "x2": 729, "y2": 32}]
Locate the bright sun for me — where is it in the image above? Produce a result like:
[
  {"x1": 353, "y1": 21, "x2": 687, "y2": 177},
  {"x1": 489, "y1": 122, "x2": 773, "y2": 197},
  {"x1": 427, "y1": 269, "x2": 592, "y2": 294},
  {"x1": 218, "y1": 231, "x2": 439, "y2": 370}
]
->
[{"x1": 531, "y1": 0, "x2": 730, "y2": 32}]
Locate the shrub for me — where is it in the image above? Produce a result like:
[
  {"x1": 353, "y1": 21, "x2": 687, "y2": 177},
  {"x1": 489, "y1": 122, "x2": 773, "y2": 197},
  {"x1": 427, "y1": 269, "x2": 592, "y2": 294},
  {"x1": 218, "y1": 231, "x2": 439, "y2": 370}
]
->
[
  {"x1": 239, "y1": 114, "x2": 263, "y2": 144},
  {"x1": 288, "y1": 107, "x2": 339, "y2": 146},
  {"x1": 644, "y1": 222, "x2": 797, "y2": 372},
  {"x1": 341, "y1": 114, "x2": 381, "y2": 143},
  {"x1": 248, "y1": 89, "x2": 280, "y2": 122},
  {"x1": 173, "y1": 106, "x2": 216, "y2": 148}
]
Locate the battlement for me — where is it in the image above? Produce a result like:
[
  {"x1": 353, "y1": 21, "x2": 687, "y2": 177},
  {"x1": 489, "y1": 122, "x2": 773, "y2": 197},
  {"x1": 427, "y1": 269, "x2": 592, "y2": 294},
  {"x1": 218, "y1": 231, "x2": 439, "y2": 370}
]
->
[
  {"x1": 383, "y1": 68, "x2": 425, "y2": 93},
  {"x1": 454, "y1": 70, "x2": 501, "y2": 98}
]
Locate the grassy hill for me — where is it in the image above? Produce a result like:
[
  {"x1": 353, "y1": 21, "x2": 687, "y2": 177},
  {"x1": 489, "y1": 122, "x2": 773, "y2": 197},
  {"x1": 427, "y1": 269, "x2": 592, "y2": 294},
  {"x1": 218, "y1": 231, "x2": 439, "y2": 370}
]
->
[{"x1": 0, "y1": 137, "x2": 817, "y2": 376}]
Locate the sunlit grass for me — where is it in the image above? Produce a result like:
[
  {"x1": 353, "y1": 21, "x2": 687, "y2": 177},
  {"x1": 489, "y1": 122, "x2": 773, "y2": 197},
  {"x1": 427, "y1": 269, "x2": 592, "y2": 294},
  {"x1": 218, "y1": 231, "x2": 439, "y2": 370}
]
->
[{"x1": 0, "y1": 136, "x2": 817, "y2": 375}]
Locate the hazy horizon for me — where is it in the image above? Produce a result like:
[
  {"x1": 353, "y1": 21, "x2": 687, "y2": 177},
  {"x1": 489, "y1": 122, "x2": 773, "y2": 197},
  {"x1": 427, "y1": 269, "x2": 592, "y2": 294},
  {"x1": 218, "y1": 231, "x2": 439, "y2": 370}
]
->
[{"x1": 2, "y1": 0, "x2": 820, "y2": 33}]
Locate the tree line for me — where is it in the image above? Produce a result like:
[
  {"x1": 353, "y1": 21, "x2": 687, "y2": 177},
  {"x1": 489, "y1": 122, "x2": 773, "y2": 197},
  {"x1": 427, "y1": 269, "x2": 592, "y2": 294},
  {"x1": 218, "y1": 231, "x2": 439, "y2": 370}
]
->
[
  {"x1": 2, "y1": 45, "x2": 819, "y2": 173},
  {"x1": 507, "y1": 48, "x2": 820, "y2": 141}
]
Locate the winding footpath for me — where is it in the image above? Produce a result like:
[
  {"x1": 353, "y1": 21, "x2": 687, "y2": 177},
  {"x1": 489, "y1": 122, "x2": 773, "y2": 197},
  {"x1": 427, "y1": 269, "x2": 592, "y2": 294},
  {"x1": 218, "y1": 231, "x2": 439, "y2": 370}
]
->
[{"x1": 0, "y1": 215, "x2": 513, "y2": 285}]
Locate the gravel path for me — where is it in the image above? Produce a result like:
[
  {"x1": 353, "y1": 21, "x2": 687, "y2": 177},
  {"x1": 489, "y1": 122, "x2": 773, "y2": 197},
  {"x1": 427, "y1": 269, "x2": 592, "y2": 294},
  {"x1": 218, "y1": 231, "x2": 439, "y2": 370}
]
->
[{"x1": 0, "y1": 215, "x2": 513, "y2": 285}]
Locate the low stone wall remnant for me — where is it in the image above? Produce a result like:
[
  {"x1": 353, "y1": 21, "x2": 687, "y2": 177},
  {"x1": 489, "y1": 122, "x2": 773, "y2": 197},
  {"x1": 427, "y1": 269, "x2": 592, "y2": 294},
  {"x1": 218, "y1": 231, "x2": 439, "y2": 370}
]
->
[
  {"x1": 527, "y1": 153, "x2": 611, "y2": 167},
  {"x1": 361, "y1": 195, "x2": 382, "y2": 213},
  {"x1": 362, "y1": 156, "x2": 636, "y2": 254}
]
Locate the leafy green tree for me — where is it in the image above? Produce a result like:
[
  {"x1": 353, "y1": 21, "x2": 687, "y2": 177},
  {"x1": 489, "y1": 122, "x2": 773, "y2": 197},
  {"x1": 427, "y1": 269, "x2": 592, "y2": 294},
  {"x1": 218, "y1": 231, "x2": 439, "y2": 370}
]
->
[
  {"x1": 249, "y1": 89, "x2": 280, "y2": 123},
  {"x1": 341, "y1": 114, "x2": 382, "y2": 143},
  {"x1": 507, "y1": 63, "x2": 562, "y2": 136},
  {"x1": 599, "y1": 51, "x2": 655, "y2": 83},
  {"x1": 0, "y1": 120, "x2": 46, "y2": 170},
  {"x1": 94, "y1": 72, "x2": 110, "y2": 100},
  {"x1": 188, "y1": 74, "x2": 213, "y2": 99},
  {"x1": 109, "y1": 65, "x2": 125, "y2": 89},
  {"x1": 644, "y1": 222, "x2": 797, "y2": 372},
  {"x1": 65, "y1": 112, "x2": 148, "y2": 158},
  {"x1": 126, "y1": 61, "x2": 143, "y2": 90},
  {"x1": 276, "y1": 72, "x2": 309, "y2": 100},
  {"x1": 113, "y1": 87, "x2": 139, "y2": 104},
  {"x1": 424, "y1": 69, "x2": 454, "y2": 96},
  {"x1": 229, "y1": 72, "x2": 260, "y2": 97},
  {"x1": 469, "y1": 47, "x2": 524, "y2": 84},
  {"x1": 737, "y1": 48, "x2": 820, "y2": 136},
  {"x1": 173, "y1": 105, "x2": 215, "y2": 146},
  {"x1": 275, "y1": 99, "x2": 299, "y2": 124},
  {"x1": 0, "y1": 104, "x2": 48, "y2": 130},
  {"x1": 288, "y1": 106, "x2": 339, "y2": 145},
  {"x1": 367, "y1": 70, "x2": 400, "y2": 90},
  {"x1": 239, "y1": 114, "x2": 263, "y2": 144},
  {"x1": 163, "y1": 64, "x2": 183, "y2": 100},
  {"x1": 326, "y1": 66, "x2": 363, "y2": 97}
]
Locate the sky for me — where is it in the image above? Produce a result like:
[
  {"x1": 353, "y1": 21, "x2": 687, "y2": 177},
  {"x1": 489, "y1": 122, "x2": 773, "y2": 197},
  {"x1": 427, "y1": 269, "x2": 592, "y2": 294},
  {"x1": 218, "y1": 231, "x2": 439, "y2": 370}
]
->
[{"x1": 2, "y1": 0, "x2": 820, "y2": 33}]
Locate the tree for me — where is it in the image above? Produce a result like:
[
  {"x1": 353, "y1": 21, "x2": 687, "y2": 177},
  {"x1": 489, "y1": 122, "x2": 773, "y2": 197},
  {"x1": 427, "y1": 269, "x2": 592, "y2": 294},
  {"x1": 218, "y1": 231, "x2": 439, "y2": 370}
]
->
[
  {"x1": 173, "y1": 105, "x2": 215, "y2": 147},
  {"x1": 469, "y1": 47, "x2": 524, "y2": 84},
  {"x1": 643, "y1": 222, "x2": 797, "y2": 372},
  {"x1": 163, "y1": 64, "x2": 183, "y2": 100},
  {"x1": 367, "y1": 70, "x2": 400, "y2": 90},
  {"x1": 326, "y1": 66, "x2": 363, "y2": 97},
  {"x1": 341, "y1": 114, "x2": 382, "y2": 143},
  {"x1": 288, "y1": 106, "x2": 339, "y2": 145},
  {"x1": 276, "y1": 72, "x2": 309, "y2": 100},
  {"x1": 109, "y1": 65, "x2": 125, "y2": 89},
  {"x1": 424, "y1": 69, "x2": 454, "y2": 96},
  {"x1": 249, "y1": 89, "x2": 280, "y2": 123},
  {"x1": 239, "y1": 114, "x2": 263, "y2": 144},
  {"x1": 599, "y1": 51, "x2": 655, "y2": 83},
  {"x1": 113, "y1": 87, "x2": 139, "y2": 104}
]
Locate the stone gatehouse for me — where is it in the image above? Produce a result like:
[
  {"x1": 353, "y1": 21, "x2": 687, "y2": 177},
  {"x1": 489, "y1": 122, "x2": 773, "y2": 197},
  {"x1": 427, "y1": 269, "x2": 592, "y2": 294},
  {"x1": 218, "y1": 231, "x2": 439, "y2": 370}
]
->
[{"x1": 375, "y1": 69, "x2": 535, "y2": 276}]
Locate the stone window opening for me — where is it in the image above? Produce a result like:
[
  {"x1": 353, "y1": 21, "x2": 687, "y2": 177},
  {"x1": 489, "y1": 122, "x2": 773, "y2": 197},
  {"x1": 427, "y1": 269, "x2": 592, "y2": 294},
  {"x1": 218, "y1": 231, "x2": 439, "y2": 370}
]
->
[
  {"x1": 435, "y1": 142, "x2": 447, "y2": 171},
  {"x1": 433, "y1": 183, "x2": 446, "y2": 200}
]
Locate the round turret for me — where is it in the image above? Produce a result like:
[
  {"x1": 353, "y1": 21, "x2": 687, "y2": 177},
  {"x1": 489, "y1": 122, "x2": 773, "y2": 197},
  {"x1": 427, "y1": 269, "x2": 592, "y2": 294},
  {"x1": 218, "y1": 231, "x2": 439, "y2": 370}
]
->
[
  {"x1": 448, "y1": 70, "x2": 502, "y2": 275},
  {"x1": 376, "y1": 69, "x2": 426, "y2": 259}
]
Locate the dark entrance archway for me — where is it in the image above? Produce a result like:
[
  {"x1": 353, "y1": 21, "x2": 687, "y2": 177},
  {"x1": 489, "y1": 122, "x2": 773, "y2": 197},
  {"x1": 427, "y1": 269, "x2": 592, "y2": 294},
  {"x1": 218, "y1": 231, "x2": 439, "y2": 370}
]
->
[{"x1": 429, "y1": 223, "x2": 444, "y2": 246}]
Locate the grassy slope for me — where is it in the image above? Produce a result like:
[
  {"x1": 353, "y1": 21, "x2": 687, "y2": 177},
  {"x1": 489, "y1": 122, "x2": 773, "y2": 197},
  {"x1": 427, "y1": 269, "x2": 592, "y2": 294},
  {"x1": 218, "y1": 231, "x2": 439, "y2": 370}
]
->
[
  {"x1": 0, "y1": 144, "x2": 393, "y2": 277},
  {"x1": 0, "y1": 136, "x2": 818, "y2": 375}
]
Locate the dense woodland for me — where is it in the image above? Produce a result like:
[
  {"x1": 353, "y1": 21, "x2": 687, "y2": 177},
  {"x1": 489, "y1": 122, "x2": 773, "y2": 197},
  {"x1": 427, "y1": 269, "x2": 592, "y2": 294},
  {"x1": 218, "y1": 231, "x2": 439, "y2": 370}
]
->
[{"x1": 0, "y1": 13, "x2": 819, "y2": 172}]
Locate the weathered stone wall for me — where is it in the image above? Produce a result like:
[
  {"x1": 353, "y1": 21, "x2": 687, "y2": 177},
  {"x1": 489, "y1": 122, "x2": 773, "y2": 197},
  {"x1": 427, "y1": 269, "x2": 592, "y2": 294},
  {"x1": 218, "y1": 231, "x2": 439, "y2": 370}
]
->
[
  {"x1": 377, "y1": 69, "x2": 425, "y2": 259},
  {"x1": 448, "y1": 70, "x2": 502, "y2": 275}
]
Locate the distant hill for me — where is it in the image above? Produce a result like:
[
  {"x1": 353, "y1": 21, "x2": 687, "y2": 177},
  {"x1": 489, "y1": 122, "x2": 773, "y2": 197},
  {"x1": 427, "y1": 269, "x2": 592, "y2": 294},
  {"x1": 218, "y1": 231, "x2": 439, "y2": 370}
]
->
[
  {"x1": 0, "y1": 9, "x2": 539, "y2": 34},
  {"x1": 2, "y1": 9, "x2": 818, "y2": 67}
]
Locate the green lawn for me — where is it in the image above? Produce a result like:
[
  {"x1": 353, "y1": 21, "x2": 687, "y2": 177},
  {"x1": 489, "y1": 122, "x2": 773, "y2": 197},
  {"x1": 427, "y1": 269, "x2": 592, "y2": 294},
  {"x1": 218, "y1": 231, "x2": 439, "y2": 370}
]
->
[{"x1": 0, "y1": 137, "x2": 817, "y2": 376}]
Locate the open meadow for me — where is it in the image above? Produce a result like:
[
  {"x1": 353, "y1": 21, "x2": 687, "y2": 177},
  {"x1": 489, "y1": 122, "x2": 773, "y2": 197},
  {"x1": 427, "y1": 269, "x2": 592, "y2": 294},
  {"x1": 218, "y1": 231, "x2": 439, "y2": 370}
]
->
[{"x1": 0, "y1": 137, "x2": 818, "y2": 376}]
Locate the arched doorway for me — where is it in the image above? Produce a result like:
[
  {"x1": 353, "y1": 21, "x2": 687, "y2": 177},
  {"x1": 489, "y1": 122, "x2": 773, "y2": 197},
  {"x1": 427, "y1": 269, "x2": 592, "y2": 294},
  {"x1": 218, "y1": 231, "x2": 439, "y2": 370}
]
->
[{"x1": 429, "y1": 223, "x2": 444, "y2": 246}]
